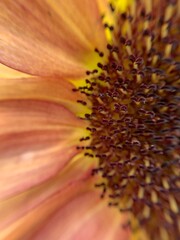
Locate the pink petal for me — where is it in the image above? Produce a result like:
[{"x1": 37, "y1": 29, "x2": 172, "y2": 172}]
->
[
  {"x1": 0, "y1": 178, "x2": 130, "y2": 240},
  {"x1": 0, "y1": 99, "x2": 85, "y2": 199},
  {"x1": 0, "y1": 76, "x2": 87, "y2": 115},
  {"x1": 0, "y1": 156, "x2": 95, "y2": 232},
  {"x1": 0, "y1": 63, "x2": 30, "y2": 78},
  {"x1": 0, "y1": 0, "x2": 107, "y2": 77},
  {"x1": 36, "y1": 186, "x2": 130, "y2": 240}
]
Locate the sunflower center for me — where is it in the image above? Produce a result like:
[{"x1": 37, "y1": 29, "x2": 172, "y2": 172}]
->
[{"x1": 74, "y1": 1, "x2": 180, "y2": 239}]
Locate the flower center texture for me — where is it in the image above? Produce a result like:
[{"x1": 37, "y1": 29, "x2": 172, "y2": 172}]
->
[{"x1": 74, "y1": 1, "x2": 180, "y2": 239}]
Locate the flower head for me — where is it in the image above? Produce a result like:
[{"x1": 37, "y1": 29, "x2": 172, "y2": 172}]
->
[{"x1": 0, "y1": 1, "x2": 179, "y2": 240}]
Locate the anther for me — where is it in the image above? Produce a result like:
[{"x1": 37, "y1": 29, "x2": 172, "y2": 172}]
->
[{"x1": 75, "y1": 1, "x2": 180, "y2": 239}]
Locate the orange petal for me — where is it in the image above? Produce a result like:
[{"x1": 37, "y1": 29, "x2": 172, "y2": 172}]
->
[
  {"x1": 0, "y1": 76, "x2": 87, "y2": 115},
  {"x1": 0, "y1": 63, "x2": 30, "y2": 78},
  {"x1": 0, "y1": 99, "x2": 86, "y2": 199},
  {"x1": 32, "y1": 183, "x2": 130, "y2": 240},
  {"x1": 0, "y1": 155, "x2": 95, "y2": 232},
  {"x1": 0, "y1": 177, "x2": 130, "y2": 240},
  {"x1": 0, "y1": 0, "x2": 107, "y2": 77}
]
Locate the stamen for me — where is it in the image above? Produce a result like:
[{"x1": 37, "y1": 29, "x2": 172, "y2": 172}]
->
[{"x1": 74, "y1": 1, "x2": 180, "y2": 239}]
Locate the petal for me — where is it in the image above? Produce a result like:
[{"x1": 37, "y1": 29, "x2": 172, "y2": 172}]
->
[
  {"x1": 32, "y1": 183, "x2": 130, "y2": 240},
  {"x1": 0, "y1": 63, "x2": 30, "y2": 78},
  {"x1": 0, "y1": 176, "x2": 130, "y2": 240},
  {"x1": 0, "y1": 99, "x2": 86, "y2": 199},
  {"x1": 0, "y1": 155, "x2": 95, "y2": 232},
  {"x1": 0, "y1": 0, "x2": 107, "y2": 78},
  {"x1": 0, "y1": 99, "x2": 85, "y2": 135},
  {"x1": 0, "y1": 76, "x2": 88, "y2": 115}
]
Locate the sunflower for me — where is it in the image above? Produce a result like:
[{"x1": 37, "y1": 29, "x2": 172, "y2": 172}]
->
[{"x1": 0, "y1": 0, "x2": 179, "y2": 240}]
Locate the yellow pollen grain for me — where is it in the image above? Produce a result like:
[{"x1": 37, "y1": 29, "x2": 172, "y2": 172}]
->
[
  {"x1": 152, "y1": 55, "x2": 158, "y2": 66},
  {"x1": 165, "y1": 4, "x2": 174, "y2": 21},
  {"x1": 125, "y1": 45, "x2": 132, "y2": 55},
  {"x1": 145, "y1": 36, "x2": 152, "y2": 52},
  {"x1": 160, "y1": 228, "x2": 169, "y2": 240},
  {"x1": 143, "y1": 205, "x2": 150, "y2": 218},
  {"x1": 133, "y1": 62, "x2": 138, "y2": 69},
  {"x1": 151, "y1": 191, "x2": 158, "y2": 203},
  {"x1": 128, "y1": 168, "x2": 135, "y2": 176},
  {"x1": 130, "y1": 0, "x2": 136, "y2": 16},
  {"x1": 121, "y1": 179, "x2": 128, "y2": 186},
  {"x1": 161, "y1": 23, "x2": 168, "y2": 38},
  {"x1": 145, "y1": 0, "x2": 152, "y2": 13},
  {"x1": 144, "y1": 89, "x2": 150, "y2": 95},
  {"x1": 105, "y1": 28, "x2": 113, "y2": 43},
  {"x1": 122, "y1": 21, "x2": 132, "y2": 38},
  {"x1": 164, "y1": 211, "x2": 173, "y2": 224},
  {"x1": 144, "y1": 20, "x2": 149, "y2": 30},
  {"x1": 169, "y1": 195, "x2": 179, "y2": 213},
  {"x1": 161, "y1": 107, "x2": 169, "y2": 114},
  {"x1": 136, "y1": 74, "x2": 142, "y2": 84},
  {"x1": 136, "y1": 75, "x2": 142, "y2": 83},
  {"x1": 145, "y1": 174, "x2": 151, "y2": 184},
  {"x1": 162, "y1": 178, "x2": 170, "y2": 190},
  {"x1": 152, "y1": 73, "x2": 158, "y2": 83},
  {"x1": 144, "y1": 159, "x2": 150, "y2": 167},
  {"x1": 97, "y1": 96, "x2": 104, "y2": 105},
  {"x1": 138, "y1": 187, "x2": 144, "y2": 199},
  {"x1": 112, "y1": 51, "x2": 119, "y2": 62},
  {"x1": 158, "y1": 89, "x2": 164, "y2": 95},
  {"x1": 165, "y1": 43, "x2": 172, "y2": 57},
  {"x1": 167, "y1": 64, "x2": 177, "y2": 74},
  {"x1": 108, "y1": 169, "x2": 116, "y2": 177}
]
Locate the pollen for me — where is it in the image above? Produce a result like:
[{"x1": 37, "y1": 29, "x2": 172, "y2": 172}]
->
[{"x1": 74, "y1": 0, "x2": 180, "y2": 240}]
